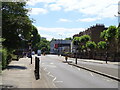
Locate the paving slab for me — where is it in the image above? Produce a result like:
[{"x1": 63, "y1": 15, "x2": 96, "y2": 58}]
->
[{"x1": 1, "y1": 57, "x2": 55, "y2": 88}]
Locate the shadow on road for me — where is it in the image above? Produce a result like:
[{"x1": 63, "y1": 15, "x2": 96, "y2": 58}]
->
[{"x1": 7, "y1": 65, "x2": 27, "y2": 70}]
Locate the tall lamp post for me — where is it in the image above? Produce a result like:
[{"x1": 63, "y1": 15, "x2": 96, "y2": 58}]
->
[
  {"x1": 74, "y1": 41, "x2": 78, "y2": 64},
  {"x1": 59, "y1": 34, "x2": 62, "y2": 56}
]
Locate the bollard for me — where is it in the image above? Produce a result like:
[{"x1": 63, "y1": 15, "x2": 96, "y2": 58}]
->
[
  {"x1": 34, "y1": 57, "x2": 40, "y2": 80},
  {"x1": 34, "y1": 57, "x2": 37, "y2": 73},
  {"x1": 30, "y1": 55, "x2": 32, "y2": 64}
]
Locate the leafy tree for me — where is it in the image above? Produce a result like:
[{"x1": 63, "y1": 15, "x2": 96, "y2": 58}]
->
[
  {"x1": 101, "y1": 26, "x2": 117, "y2": 42},
  {"x1": 97, "y1": 41, "x2": 107, "y2": 50},
  {"x1": 73, "y1": 37, "x2": 80, "y2": 45},
  {"x1": 86, "y1": 41, "x2": 96, "y2": 50},
  {"x1": 116, "y1": 27, "x2": 120, "y2": 53},
  {"x1": 86, "y1": 41, "x2": 96, "y2": 58},
  {"x1": 2, "y1": 2, "x2": 33, "y2": 51},
  {"x1": 65, "y1": 37, "x2": 72, "y2": 40},
  {"x1": 100, "y1": 26, "x2": 117, "y2": 62},
  {"x1": 79, "y1": 35, "x2": 91, "y2": 44},
  {"x1": 31, "y1": 25, "x2": 41, "y2": 51},
  {"x1": 36, "y1": 38, "x2": 50, "y2": 54}
]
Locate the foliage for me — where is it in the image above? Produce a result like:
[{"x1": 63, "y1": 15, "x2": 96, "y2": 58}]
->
[
  {"x1": 86, "y1": 41, "x2": 96, "y2": 49},
  {"x1": 100, "y1": 26, "x2": 117, "y2": 41},
  {"x1": 31, "y1": 25, "x2": 41, "y2": 51},
  {"x1": 36, "y1": 38, "x2": 50, "y2": 54},
  {"x1": 116, "y1": 27, "x2": 120, "y2": 40},
  {"x1": 73, "y1": 37, "x2": 80, "y2": 45},
  {"x1": 65, "y1": 37, "x2": 72, "y2": 40},
  {"x1": 97, "y1": 41, "x2": 107, "y2": 49},
  {"x1": 79, "y1": 35, "x2": 91, "y2": 43},
  {"x1": 2, "y1": 2, "x2": 33, "y2": 50},
  {"x1": 81, "y1": 45, "x2": 85, "y2": 49},
  {"x1": 0, "y1": 48, "x2": 8, "y2": 69}
]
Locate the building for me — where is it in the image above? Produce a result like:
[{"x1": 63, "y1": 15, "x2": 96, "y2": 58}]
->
[
  {"x1": 73, "y1": 24, "x2": 107, "y2": 43},
  {"x1": 50, "y1": 40, "x2": 72, "y2": 54}
]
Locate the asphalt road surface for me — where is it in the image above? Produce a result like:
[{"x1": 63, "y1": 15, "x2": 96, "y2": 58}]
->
[
  {"x1": 69, "y1": 58, "x2": 119, "y2": 78},
  {"x1": 40, "y1": 55, "x2": 118, "y2": 88}
]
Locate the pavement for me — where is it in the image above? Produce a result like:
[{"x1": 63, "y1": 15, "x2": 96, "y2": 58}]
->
[
  {"x1": 0, "y1": 56, "x2": 55, "y2": 88},
  {"x1": 60, "y1": 56, "x2": 120, "y2": 82}
]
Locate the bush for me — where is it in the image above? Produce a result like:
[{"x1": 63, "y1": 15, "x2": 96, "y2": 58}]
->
[{"x1": 0, "y1": 48, "x2": 8, "y2": 69}]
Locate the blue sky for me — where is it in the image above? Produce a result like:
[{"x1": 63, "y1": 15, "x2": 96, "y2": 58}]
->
[{"x1": 26, "y1": 0, "x2": 119, "y2": 41}]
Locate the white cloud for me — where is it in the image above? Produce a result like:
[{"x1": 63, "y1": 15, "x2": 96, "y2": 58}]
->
[
  {"x1": 28, "y1": 8, "x2": 48, "y2": 15},
  {"x1": 37, "y1": 26, "x2": 85, "y2": 33},
  {"x1": 58, "y1": 18, "x2": 72, "y2": 22},
  {"x1": 27, "y1": 0, "x2": 57, "y2": 6},
  {"x1": 77, "y1": 17, "x2": 101, "y2": 22},
  {"x1": 27, "y1": 0, "x2": 119, "y2": 18},
  {"x1": 36, "y1": 26, "x2": 85, "y2": 40},
  {"x1": 49, "y1": 4, "x2": 61, "y2": 11},
  {"x1": 40, "y1": 34, "x2": 53, "y2": 41}
]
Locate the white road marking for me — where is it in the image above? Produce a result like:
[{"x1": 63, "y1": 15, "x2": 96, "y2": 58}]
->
[
  {"x1": 49, "y1": 74, "x2": 54, "y2": 77},
  {"x1": 47, "y1": 72, "x2": 50, "y2": 75},
  {"x1": 53, "y1": 77, "x2": 56, "y2": 82},
  {"x1": 55, "y1": 81, "x2": 63, "y2": 83},
  {"x1": 53, "y1": 83, "x2": 57, "y2": 88},
  {"x1": 90, "y1": 72, "x2": 94, "y2": 76},
  {"x1": 44, "y1": 68, "x2": 47, "y2": 71},
  {"x1": 50, "y1": 63, "x2": 54, "y2": 64},
  {"x1": 77, "y1": 68, "x2": 81, "y2": 71}
]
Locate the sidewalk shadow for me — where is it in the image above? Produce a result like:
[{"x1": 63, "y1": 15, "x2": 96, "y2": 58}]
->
[{"x1": 7, "y1": 65, "x2": 27, "y2": 70}]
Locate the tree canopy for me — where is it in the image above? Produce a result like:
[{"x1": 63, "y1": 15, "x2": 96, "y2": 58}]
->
[
  {"x1": 2, "y1": 2, "x2": 33, "y2": 50},
  {"x1": 86, "y1": 41, "x2": 96, "y2": 50},
  {"x1": 97, "y1": 41, "x2": 107, "y2": 49}
]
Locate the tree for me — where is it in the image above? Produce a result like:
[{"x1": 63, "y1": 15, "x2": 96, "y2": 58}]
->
[
  {"x1": 36, "y1": 38, "x2": 50, "y2": 54},
  {"x1": 65, "y1": 37, "x2": 72, "y2": 40},
  {"x1": 79, "y1": 35, "x2": 91, "y2": 54},
  {"x1": 2, "y1": 2, "x2": 33, "y2": 51},
  {"x1": 31, "y1": 25, "x2": 41, "y2": 51},
  {"x1": 116, "y1": 27, "x2": 120, "y2": 53},
  {"x1": 86, "y1": 41, "x2": 96, "y2": 50},
  {"x1": 100, "y1": 26, "x2": 117, "y2": 63},
  {"x1": 73, "y1": 37, "x2": 80, "y2": 45},
  {"x1": 97, "y1": 41, "x2": 107, "y2": 50},
  {"x1": 79, "y1": 35, "x2": 91, "y2": 44},
  {"x1": 86, "y1": 41, "x2": 96, "y2": 58},
  {"x1": 101, "y1": 26, "x2": 117, "y2": 42}
]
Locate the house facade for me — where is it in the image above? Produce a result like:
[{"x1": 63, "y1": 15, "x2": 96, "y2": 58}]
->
[{"x1": 50, "y1": 40, "x2": 72, "y2": 54}]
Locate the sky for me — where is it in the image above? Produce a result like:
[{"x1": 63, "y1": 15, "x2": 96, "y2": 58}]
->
[{"x1": 26, "y1": 0, "x2": 119, "y2": 41}]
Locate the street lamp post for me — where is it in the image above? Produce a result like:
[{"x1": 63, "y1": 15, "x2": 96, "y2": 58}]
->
[
  {"x1": 75, "y1": 47, "x2": 78, "y2": 64},
  {"x1": 59, "y1": 34, "x2": 62, "y2": 56}
]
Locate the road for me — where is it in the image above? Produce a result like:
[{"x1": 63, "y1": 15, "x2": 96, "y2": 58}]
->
[
  {"x1": 40, "y1": 55, "x2": 118, "y2": 88},
  {"x1": 68, "y1": 58, "x2": 119, "y2": 78}
]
